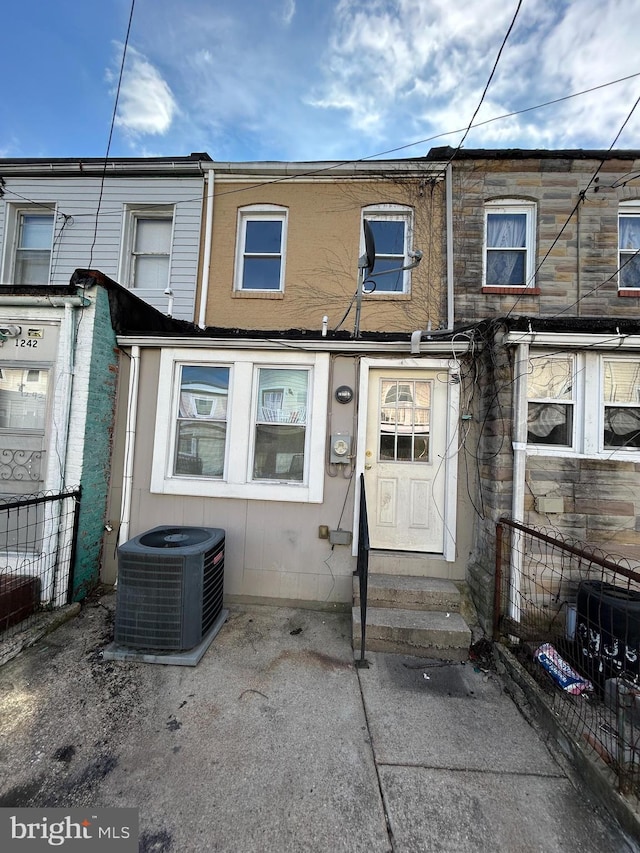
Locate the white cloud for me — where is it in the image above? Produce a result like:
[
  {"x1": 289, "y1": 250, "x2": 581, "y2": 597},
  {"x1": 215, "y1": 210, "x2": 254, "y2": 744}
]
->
[
  {"x1": 280, "y1": 0, "x2": 296, "y2": 26},
  {"x1": 308, "y1": 0, "x2": 640, "y2": 153},
  {"x1": 112, "y1": 45, "x2": 177, "y2": 137}
]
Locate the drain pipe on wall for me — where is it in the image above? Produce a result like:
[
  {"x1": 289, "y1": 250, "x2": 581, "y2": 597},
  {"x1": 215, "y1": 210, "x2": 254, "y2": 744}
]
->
[
  {"x1": 119, "y1": 345, "x2": 140, "y2": 547},
  {"x1": 446, "y1": 162, "x2": 454, "y2": 330},
  {"x1": 410, "y1": 165, "x2": 454, "y2": 354},
  {"x1": 198, "y1": 167, "x2": 215, "y2": 328},
  {"x1": 509, "y1": 341, "x2": 529, "y2": 623}
]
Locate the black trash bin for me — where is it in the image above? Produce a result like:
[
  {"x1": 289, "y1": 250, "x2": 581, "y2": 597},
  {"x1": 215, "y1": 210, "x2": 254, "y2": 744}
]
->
[{"x1": 576, "y1": 580, "x2": 640, "y2": 688}]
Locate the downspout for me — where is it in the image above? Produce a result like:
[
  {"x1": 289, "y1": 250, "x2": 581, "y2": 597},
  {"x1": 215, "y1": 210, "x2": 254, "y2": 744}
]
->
[
  {"x1": 197, "y1": 167, "x2": 215, "y2": 328},
  {"x1": 446, "y1": 162, "x2": 454, "y2": 330},
  {"x1": 53, "y1": 302, "x2": 79, "y2": 490},
  {"x1": 119, "y1": 345, "x2": 140, "y2": 547},
  {"x1": 509, "y1": 341, "x2": 529, "y2": 623},
  {"x1": 410, "y1": 167, "x2": 454, "y2": 354},
  {"x1": 576, "y1": 198, "x2": 581, "y2": 317},
  {"x1": 50, "y1": 302, "x2": 79, "y2": 604}
]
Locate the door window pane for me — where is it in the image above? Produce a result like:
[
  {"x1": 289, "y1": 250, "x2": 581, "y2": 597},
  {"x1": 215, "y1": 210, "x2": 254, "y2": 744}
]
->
[
  {"x1": 0, "y1": 368, "x2": 49, "y2": 430},
  {"x1": 0, "y1": 368, "x2": 49, "y2": 493},
  {"x1": 379, "y1": 379, "x2": 430, "y2": 462}
]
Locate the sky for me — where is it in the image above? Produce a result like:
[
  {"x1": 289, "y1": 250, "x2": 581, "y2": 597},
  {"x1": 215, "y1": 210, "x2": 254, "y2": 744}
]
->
[{"x1": 1, "y1": 0, "x2": 640, "y2": 163}]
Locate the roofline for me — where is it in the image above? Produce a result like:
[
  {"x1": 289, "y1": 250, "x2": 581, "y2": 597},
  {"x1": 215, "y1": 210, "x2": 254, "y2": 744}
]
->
[
  {"x1": 426, "y1": 146, "x2": 640, "y2": 161},
  {"x1": 115, "y1": 334, "x2": 469, "y2": 355},
  {"x1": 0, "y1": 153, "x2": 212, "y2": 178},
  {"x1": 204, "y1": 159, "x2": 444, "y2": 179},
  {"x1": 0, "y1": 155, "x2": 445, "y2": 180}
]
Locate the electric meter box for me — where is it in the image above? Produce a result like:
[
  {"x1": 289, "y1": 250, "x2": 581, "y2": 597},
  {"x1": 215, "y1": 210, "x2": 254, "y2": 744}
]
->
[{"x1": 330, "y1": 433, "x2": 352, "y2": 464}]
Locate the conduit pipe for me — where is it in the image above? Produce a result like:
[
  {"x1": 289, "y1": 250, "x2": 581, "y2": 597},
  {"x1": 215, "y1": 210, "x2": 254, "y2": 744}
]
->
[
  {"x1": 509, "y1": 342, "x2": 529, "y2": 623},
  {"x1": 198, "y1": 167, "x2": 215, "y2": 328},
  {"x1": 119, "y1": 345, "x2": 140, "y2": 547}
]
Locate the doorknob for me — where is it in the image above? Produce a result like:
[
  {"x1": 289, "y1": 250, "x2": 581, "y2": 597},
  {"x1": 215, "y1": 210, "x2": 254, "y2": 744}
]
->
[{"x1": 364, "y1": 463, "x2": 372, "y2": 470}]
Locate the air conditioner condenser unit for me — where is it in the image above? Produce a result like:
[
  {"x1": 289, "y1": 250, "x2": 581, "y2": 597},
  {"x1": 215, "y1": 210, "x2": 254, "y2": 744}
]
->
[{"x1": 113, "y1": 525, "x2": 226, "y2": 655}]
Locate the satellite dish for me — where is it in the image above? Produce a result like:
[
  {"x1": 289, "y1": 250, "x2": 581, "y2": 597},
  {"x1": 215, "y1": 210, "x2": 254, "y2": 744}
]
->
[{"x1": 363, "y1": 219, "x2": 376, "y2": 275}]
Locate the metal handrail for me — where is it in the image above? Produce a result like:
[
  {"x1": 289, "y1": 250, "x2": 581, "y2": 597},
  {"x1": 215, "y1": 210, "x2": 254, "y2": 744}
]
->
[{"x1": 355, "y1": 473, "x2": 370, "y2": 668}]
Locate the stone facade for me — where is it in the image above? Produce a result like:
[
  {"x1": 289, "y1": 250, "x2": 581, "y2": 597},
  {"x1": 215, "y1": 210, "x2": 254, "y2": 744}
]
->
[{"x1": 431, "y1": 148, "x2": 640, "y2": 628}]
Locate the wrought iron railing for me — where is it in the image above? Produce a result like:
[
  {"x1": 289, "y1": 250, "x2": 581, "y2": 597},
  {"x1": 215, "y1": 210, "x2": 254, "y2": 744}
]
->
[
  {"x1": 0, "y1": 487, "x2": 81, "y2": 639},
  {"x1": 355, "y1": 473, "x2": 370, "y2": 668},
  {"x1": 495, "y1": 517, "x2": 640, "y2": 803}
]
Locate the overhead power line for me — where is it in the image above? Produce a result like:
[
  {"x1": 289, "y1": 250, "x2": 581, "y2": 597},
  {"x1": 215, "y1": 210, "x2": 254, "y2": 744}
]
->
[
  {"x1": 505, "y1": 87, "x2": 640, "y2": 319},
  {"x1": 88, "y1": 0, "x2": 137, "y2": 269},
  {"x1": 439, "y1": 0, "x2": 523, "y2": 173}
]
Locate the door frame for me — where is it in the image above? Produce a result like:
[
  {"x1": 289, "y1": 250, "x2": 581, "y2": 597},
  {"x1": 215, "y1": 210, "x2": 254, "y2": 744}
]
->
[{"x1": 353, "y1": 356, "x2": 459, "y2": 561}]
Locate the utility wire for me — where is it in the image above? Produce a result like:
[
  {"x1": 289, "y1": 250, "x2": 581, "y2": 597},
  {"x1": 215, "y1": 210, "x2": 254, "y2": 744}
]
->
[
  {"x1": 438, "y1": 0, "x2": 523, "y2": 177},
  {"x1": 4, "y1": 70, "x2": 639, "y2": 216},
  {"x1": 88, "y1": 0, "x2": 137, "y2": 270},
  {"x1": 504, "y1": 88, "x2": 640, "y2": 320}
]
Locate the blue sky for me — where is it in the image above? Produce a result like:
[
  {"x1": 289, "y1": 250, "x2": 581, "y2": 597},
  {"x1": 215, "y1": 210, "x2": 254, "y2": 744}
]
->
[{"x1": 2, "y1": 0, "x2": 640, "y2": 162}]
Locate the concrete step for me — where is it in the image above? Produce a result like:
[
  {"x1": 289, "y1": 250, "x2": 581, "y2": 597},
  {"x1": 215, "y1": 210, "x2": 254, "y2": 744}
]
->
[
  {"x1": 352, "y1": 606, "x2": 472, "y2": 660},
  {"x1": 353, "y1": 574, "x2": 462, "y2": 612},
  {"x1": 367, "y1": 550, "x2": 453, "y2": 579}
]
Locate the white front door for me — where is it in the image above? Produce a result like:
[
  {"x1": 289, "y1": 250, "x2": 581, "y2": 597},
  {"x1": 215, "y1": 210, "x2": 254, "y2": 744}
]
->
[{"x1": 363, "y1": 367, "x2": 449, "y2": 553}]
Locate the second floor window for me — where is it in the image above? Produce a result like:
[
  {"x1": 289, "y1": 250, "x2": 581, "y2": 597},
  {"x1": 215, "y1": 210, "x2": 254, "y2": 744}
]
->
[
  {"x1": 235, "y1": 206, "x2": 287, "y2": 292},
  {"x1": 484, "y1": 201, "x2": 535, "y2": 288},
  {"x1": 130, "y1": 214, "x2": 173, "y2": 289},
  {"x1": 362, "y1": 205, "x2": 413, "y2": 293},
  {"x1": 619, "y1": 205, "x2": 640, "y2": 289},
  {"x1": 14, "y1": 213, "x2": 54, "y2": 285}
]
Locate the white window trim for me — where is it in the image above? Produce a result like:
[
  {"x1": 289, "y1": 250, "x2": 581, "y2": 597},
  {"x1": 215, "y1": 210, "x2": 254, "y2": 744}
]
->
[
  {"x1": 526, "y1": 353, "x2": 578, "y2": 451},
  {"x1": 234, "y1": 204, "x2": 288, "y2": 293},
  {"x1": 618, "y1": 201, "x2": 640, "y2": 290},
  {"x1": 151, "y1": 348, "x2": 328, "y2": 502},
  {"x1": 483, "y1": 199, "x2": 536, "y2": 289},
  {"x1": 525, "y1": 351, "x2": 640, "y2": 460},
  {"x1": 361, "y1": 204, "x2": 414, "y2": 295},
  {"x1": 1, "y1": 204, "x2": 56, "y2": 285},
  {"x1": 118, "y1": 205, "x2": 175, "y2": 291}
]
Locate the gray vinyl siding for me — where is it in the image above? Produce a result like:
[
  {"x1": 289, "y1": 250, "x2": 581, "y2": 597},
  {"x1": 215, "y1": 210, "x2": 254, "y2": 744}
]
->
[{"x1": 0, "y1": 176, "x2": 204, "y2": 321}]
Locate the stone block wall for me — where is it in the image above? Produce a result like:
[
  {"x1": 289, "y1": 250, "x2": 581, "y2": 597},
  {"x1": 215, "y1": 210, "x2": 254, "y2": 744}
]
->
[{"x1": 451, "y1": 154, "x2": 640, "y2": 325}]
